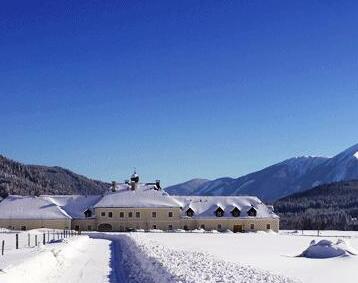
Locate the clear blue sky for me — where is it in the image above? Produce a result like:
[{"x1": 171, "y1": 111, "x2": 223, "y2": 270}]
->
[{"x1": 1, "y1": 1, "x2": 357, "y2": 186}]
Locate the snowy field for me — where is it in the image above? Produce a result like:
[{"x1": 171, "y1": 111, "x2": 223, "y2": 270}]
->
[{"x1": 1, "y1": 230, "x2": 358, "y2": 282}]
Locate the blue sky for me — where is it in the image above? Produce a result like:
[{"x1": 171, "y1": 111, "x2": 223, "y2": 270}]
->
[{"x1": 1, "y1": 1, "x2": 357, "y2": 185}]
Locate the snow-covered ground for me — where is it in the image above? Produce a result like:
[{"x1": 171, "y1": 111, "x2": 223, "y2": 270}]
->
[
  {"x1": 124, "y1": 230, "x2": 358, "y2": 283},
  {"x1": 1, "y1": 229, "x2": 358, "y2": 282}
]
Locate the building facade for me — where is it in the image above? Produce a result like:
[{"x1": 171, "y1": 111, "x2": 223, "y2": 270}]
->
[{"x1": 0, "y1": 173, "x2": 279, "y2": 232}]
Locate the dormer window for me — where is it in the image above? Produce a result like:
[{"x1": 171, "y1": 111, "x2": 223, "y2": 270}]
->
[
  {"x1": 231, "y1": 207, "x2": 240, "y2": 217},
  {"x1": 215, "y1": 207, "x2": 224, "y2": 217},
  {"x1": 84, "y1": 209, "x2": 92, "y2": 218},
  {"x1": 186, "y1": 208, "x2": 194, "y2": 217},
  {"x1": 247, "y1": 206, "x2": 257, "y2": 217}
]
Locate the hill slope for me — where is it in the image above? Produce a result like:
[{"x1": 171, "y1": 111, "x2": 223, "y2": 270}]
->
[
  {"x1": 166, "y1": 143, "x2": 358, "y2": 201},
  {"x1": 274, "y1": 180, "x2": 358, "y2": 230},
  {"x1": 0, "y1": 155, "x2": 109, "y2": 197}
]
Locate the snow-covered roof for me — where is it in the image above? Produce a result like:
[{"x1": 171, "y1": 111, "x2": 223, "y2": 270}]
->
[
  {"x1": 0, "y1": 195, "x2": 71, "y2": 220},
  {"x1": 0, "y1": 195, "x2": 103, "y2": 220},
  {"x1": 0, "y1": 188, "x2": 277, "y2": 220},
  {"x1": 94, "y1": 184, "x2": 182, "y2": 208},
  {"x1": 174, "y1": 196, "x2": 278, "y2": 219},
  {"x1": 42, "y1": 195, "x2": 102, "y2": 219}
]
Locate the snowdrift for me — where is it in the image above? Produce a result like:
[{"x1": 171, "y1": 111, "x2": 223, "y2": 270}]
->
[{"x1": 298, "y1": 239, "x2": 357, "y2": 259}]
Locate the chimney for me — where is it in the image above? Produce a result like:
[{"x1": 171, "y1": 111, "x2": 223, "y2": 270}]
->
[
  {"x1": 155, "y1": 180, "x2": 161, "y2": 190},
  {"x1": 111, "y1": 181, "x2": 117, "y2": 192},
  {"x1": 130, "y1": 181, "x2": 136, "y2": 191}
]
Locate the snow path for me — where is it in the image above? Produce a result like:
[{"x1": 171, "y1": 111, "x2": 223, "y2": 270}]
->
[
  {"x1": 0, "y1": 236, "x2": 114, "y2": 283},
  {"x1": 87, "y1": 233, "x2": 297, "y2": 283},
  {"x1": 89, "y1": 233, "x2": 131, "y2": 283}
]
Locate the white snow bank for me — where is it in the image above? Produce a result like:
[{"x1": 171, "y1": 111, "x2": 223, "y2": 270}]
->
[
  {"x1": 119, "y1": 233, "x2": 297, "y2": 283},
  {"x1": 0, "y1": 235, "x2": 111, "y2": 283},
  {"x1": 299, "y1": 239, "x2": 357, "y2": 259}
]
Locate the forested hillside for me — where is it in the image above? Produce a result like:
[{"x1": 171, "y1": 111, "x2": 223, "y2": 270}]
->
[
  {"x1": 274, "y1": 180, "x2": 358, "y2": 230},
  {"x1": 0, "y1": 155, "x2": 109, "y2": 198}
]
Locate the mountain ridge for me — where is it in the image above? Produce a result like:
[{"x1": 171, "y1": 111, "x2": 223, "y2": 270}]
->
[
  {"x1": 165, "y1": 144, "x2": 358, "y2": 201},
  {"x1": 0, "y1": 154, "x2": 109, "y2": 197}
]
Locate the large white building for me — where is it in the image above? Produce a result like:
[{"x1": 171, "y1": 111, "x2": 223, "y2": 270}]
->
[{"x1": 0, "y1": 172, "x2": 279, "y2": 232}]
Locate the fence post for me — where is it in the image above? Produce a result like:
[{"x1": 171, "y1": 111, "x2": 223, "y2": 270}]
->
[
  {"x1": 43, "y1": 233, "x2": 46, "y2": 245},
  {"x1": 16, "y1": 234, "x2": 19, "y2": 249},
  {"x1": 35, "y1": 235, "x2": 38, "y2": 246},
  {"x1": 28, "y1": 233, "x2": 30, "y2": 247},
  {"x1": 2, "y1": 240, "x2": 4, "y2": 256},
  {"x1": 47, "y1": 231, "x2": 50, "y2": 243}
]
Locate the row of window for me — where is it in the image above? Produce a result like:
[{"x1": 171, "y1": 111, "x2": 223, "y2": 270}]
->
[
  {"x1": 100, "y1": 211, "x2": 174, "y2": 218},
  {"x1": 110, "y1": 223, "x2": 271, "y2": 231},
  {"x1": 186, "y1": 206, "x2": 257, "y2": 218}
]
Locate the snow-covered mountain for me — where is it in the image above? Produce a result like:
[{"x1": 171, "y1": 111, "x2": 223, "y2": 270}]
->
[{"x1": 165, "y1": 144, "x2": 358, "y2": 202}]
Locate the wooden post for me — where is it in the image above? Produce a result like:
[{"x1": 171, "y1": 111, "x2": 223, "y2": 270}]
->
[
  {"x1": 28, "y1": 233, "x2": 30, "y2": 247},
  {"x1": 47, "y1": 231, "x2": 50, "y2": 243},
  {"x1": 43, "y1": 233, "x2": 46, "y2": 245},
  {"x1": 35, "y1": 235, "x2": 38, "y2": 246},
  {"x1": 16, "y1": 234, "x2": 19, "y2": 249},
  {"x1": 2, "y1": 240, "x2": 4, "y2": 256}
]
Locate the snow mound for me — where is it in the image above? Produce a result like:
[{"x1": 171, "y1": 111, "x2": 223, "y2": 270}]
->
[{"x1": 299, "y1": 239, "x2": 357, "y2": 259}]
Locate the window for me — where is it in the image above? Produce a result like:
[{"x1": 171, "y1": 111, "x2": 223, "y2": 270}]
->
[
  {"x1": 108, "y1": 212, "x2": 113, "y2": 218},
  {"x1": 120, "y1": 212, "x2": 124, "y2": 218},
  {"x1": 87, "y1": 225, "x2": 92, "y2": 231},
  {"x1": 84, "y1": 209, "x2": 92, "y2": 218},
  {"x1": 168, "y1": 211, "x2": 173, "y2": 218},
  {"x1": 266, "y1": 224, "x2": 271, "y2": 230},
  {"x1": 21, "y1": 226, "x2": 26, "y2": 231},
  {"x1": 152, "y1": 211, "x2": 157, "y2": 218},
  {"x1": 200, "y1": 224, "x2": 205, "y2": 230},
  {"x1": 153, "y1": 225, "x2": 157, "y2": 229},
  {"x1": 168, "y1": 225, "x2": 173, "y2": 230},
  {"x1": 250, "y1": 224, "x2": 254, "y2": 230},
  {"x1": 247, "y1": 207, "x2": 257, "y2": 217},
  {"x1": 101, "y1": 212, "x2": 105, "y2": 217},
  {"x1": 231, "y1": 207, "x2": 240, "y2": 217},
  {"x1": 75, "y1": 225, "x2": 80, "y2": 231},
  {"x1": 186, "y1": 208, "x2": 194, "y2": 217},
  {"x1": 128, "y1": 212, "x2": 133, "y2": 218},
  {"x1": 136, "y1": 212, "x2": 140, "y2": 218},
  {"x1": 217, "y1": 224, "x2": 222, "y2": 231},
  {"x1": 183, "y1": 225, "x2": 188, "y2": 231},
  {"x1": 215, "y1": 207, "x2": 224, "y2": 217}
]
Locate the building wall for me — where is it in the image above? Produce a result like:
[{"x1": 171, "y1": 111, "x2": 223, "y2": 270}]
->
[
  {"x1": 0, "y1": 219, "x2": 71, "y2": 230},
  {"x1": 179, "y1": 217, "x2": 279, "y2": 232},
  {"x1": 72, "y1": 219, "x2": 97, "y2": 231},
  {"x1": 95, "y1": 207, "x2": 182, "y2": 231},
  {"x1": 0, "y1": 211, "x2": 279, "y2": 233},
  {"x1": 94, "y1": 207, "x2": 279, "y2": 232}
]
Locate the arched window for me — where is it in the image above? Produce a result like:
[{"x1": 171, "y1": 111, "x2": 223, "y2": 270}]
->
[
  {"x1": 247, "y1": 206, "x2": 257, "y2": 217},
  {"x1": 98, "y1": 223, "x2": 112, "y2": 232},
  {"x1": 215, "y1": 207, "x2": 224, "y2": 217},
  {"x1": 231, "y1": 207, "x2": 240, "y2": 217},
  {"x1": 186, "y1": 208, "x2": 194, "y2": 217}
]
